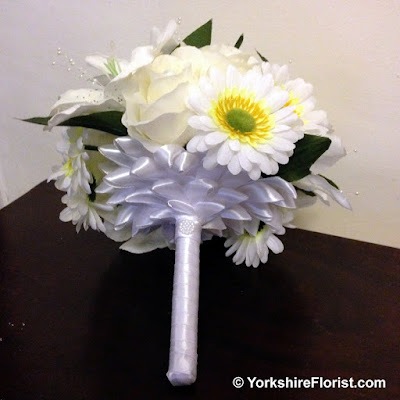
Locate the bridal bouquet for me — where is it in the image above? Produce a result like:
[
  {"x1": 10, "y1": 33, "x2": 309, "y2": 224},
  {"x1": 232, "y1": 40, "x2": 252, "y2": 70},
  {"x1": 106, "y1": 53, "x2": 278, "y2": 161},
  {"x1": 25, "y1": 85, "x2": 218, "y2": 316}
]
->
[{"x1": 26, "y1": 20, "x2": 350, "y2": 385}]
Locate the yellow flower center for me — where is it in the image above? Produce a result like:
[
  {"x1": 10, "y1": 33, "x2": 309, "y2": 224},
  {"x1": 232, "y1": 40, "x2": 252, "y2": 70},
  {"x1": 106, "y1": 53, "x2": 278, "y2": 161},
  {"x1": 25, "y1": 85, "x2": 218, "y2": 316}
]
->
[
  {"x1": 209, "y1": 87, "x2": 275, "y2": 147},
  {"x1": 62, "y1": 158, "x2": 74, "y2": 177}
]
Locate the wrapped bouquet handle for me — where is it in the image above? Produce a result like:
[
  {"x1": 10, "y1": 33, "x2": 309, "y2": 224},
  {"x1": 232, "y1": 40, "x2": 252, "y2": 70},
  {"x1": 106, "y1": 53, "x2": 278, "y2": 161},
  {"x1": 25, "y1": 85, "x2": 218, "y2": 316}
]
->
[
  {"x1": 167, "y1": 217, "x2": 201, "y2": 385},
  {"x1": 25, "y1": 19, "x2": 350, "y2": 386}
]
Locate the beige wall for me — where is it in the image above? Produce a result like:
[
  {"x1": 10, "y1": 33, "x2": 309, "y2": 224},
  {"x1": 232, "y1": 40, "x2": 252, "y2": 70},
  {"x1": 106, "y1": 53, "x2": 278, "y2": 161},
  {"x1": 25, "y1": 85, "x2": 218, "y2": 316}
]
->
[{"x1": 1, "y1": 0, "x2": 399, "y2": 247}]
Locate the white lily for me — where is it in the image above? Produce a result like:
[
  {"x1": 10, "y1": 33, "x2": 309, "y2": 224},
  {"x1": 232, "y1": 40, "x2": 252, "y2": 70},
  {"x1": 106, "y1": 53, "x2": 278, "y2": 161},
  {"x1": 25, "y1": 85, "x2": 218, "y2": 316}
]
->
[
  {"x1": 48, "y1": 20, "x2": 178, "y2": 131},
  {"x1": 47, "y1": 88, "x2": 124, "y2": 130},
  {"x1": 294, "y1": 174, "x2": 351, "y2": 209}
]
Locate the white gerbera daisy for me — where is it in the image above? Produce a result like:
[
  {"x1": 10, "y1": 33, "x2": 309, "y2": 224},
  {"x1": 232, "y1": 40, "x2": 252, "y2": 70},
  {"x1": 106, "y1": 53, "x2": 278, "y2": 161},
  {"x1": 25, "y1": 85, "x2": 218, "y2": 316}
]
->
[
  {"x1": 60, "y1": 190, "x2": 113, "y2": 233},
  {"x1": 48, "y1": 128, "x2": 92, "y2": 195},
  {"x1": 224, "y1": 222, "x2": 285, "y2": 268},
  {"x1": 187, "y1": 65, "x2": 303, "y2": 180},
  {"x1": 261, "y1": 62, "x2": 331, "y2": 136},
  {"x1": 261, "y1": 62, "x2": 347, "y2": 175}
]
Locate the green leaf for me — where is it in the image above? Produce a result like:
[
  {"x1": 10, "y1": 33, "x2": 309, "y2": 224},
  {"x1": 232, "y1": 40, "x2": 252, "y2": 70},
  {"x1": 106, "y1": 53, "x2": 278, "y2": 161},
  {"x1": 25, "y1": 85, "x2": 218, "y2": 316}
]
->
[
  {"x1": 234, "y1": 34, "x2": 244, "y2": 49},
  {"x1": 256, "y1": 50, "x2": 268, "y2": 62},
  {"x1": 84, "y1": 145, "x2": 99, "y2": 151},
  {"x1": 183, "y1": 19, "x2": 212, "y2": 48},
  {"x1": 319, "y1": 174, "x2": 339, "y2": 189},
  {"x1": 276, "y1": 134, "x2": 331, "y2": 182},
  {"x1": 297, "y1": 188, "x2": 316, "y2": 197},
  {"x1": 22, "y1": 111, "x2": 127, "y2": 136},
  {"x1": 88, "y1": 176, "x2": 97, "y2": 202},
  {"x1": 23, "y1": 116, "x2": 51, "y2": 126}
]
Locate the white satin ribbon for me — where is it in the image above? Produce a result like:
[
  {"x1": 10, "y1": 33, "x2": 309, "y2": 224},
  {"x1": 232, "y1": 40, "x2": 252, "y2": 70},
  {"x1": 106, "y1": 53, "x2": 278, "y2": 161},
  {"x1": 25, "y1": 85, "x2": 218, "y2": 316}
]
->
[{"x1": 166, "y1": 216, "x2": 201, "y2": 386}]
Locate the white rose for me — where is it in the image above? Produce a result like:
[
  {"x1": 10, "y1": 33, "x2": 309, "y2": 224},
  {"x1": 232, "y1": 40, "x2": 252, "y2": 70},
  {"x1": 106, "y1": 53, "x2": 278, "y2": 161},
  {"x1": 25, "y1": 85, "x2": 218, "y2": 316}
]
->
[{"x1": 117, "y1": 53, "x2": 196, "y2": 146}]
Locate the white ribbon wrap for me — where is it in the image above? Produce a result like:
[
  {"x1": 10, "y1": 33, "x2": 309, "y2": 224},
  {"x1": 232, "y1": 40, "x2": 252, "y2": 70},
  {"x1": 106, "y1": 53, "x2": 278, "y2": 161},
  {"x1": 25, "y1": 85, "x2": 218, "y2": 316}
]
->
[{"x1": 166, "y1": 216, "x2": 201, "y2": 386}]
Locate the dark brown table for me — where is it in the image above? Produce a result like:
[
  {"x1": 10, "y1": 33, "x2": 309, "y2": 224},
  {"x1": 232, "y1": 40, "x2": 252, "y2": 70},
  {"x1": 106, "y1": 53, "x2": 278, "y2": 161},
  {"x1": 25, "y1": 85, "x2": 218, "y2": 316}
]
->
[{"x1": 0, "y1": 182, "x2": 399, "y2": 400}]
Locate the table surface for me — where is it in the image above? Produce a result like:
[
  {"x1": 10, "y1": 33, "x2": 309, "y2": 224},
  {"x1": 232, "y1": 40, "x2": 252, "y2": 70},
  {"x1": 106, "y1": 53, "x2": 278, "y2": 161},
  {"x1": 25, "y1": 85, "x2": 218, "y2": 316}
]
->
[{"x1": 0, "y1": 182, "x2": 399, "y2": 400}]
